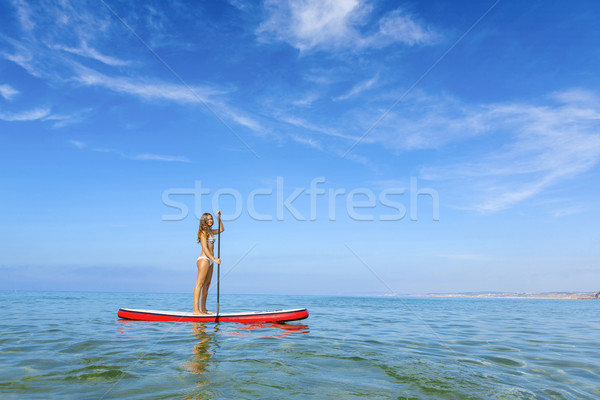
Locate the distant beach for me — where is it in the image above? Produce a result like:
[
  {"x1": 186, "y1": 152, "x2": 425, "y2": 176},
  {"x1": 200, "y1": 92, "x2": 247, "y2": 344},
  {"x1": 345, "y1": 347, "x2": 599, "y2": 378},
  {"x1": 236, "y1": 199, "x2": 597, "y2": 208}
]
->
[{"x1": 415, "y1": 291, "x2": 600, "y2": 299}]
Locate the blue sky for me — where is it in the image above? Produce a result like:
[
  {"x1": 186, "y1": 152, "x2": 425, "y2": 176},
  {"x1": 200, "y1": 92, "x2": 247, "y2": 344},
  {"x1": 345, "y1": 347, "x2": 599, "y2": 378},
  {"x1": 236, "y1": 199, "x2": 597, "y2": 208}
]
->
[{"x1": 1, "y1": 0, "x2": 599, "y2": 296}]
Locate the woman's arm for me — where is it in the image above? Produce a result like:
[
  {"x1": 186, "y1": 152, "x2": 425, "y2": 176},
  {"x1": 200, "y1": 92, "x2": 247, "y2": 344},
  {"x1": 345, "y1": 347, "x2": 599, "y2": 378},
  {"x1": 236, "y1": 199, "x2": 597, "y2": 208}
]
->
[
  {"x1": 211, "y1": 210, "x2": 224, "y2": 234},
  {"x1": 200, "y1": 234, "x2": 220, "y2": 264}
]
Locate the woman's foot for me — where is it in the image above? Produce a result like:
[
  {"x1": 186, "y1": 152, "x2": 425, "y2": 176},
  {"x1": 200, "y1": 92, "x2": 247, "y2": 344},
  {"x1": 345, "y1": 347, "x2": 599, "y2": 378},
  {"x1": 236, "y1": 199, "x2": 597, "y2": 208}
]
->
[
  {"x1": 192, "y1": 309, "x2": 202, "y2": 315},
  {"x1": 200, "y1": 310, "x2": 215, "y2": 315}
]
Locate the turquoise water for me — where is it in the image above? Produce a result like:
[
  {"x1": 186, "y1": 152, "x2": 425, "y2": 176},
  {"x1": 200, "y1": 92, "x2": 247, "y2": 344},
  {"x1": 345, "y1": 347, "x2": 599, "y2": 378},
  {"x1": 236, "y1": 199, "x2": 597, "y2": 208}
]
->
[{"x1": 1, "y1": 292, "x2": 598, "y2": 399}]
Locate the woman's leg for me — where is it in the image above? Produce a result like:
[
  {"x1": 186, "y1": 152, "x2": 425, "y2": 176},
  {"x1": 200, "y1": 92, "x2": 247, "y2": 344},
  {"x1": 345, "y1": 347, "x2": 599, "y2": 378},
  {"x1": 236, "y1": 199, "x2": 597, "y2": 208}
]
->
[
  {"x1": 199, "y1": 263, "x2": 214, "y2": 313},
  {"x1": 193, "y1": 259, "x2": 210, "y2": 314}
]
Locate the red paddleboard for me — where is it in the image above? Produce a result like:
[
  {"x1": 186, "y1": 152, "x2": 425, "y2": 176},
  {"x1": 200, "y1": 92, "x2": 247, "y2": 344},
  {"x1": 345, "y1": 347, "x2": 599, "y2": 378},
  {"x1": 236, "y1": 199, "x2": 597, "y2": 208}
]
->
[{"x1": 117, "y1": 308, "x2": 309, "y2": 323}]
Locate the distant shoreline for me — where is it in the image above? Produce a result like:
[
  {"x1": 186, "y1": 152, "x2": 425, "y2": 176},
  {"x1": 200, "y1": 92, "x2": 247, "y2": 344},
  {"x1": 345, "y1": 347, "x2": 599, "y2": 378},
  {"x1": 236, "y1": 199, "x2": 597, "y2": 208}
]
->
[{"x1": 413, "y1": 291, "x2": 600, "y2": 300}]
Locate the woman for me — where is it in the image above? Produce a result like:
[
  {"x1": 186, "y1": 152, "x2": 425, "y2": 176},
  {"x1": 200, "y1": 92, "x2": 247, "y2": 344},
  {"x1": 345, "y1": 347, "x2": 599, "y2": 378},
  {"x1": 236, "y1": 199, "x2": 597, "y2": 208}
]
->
[{"x1": 193, "y1": 211, "x2": 223, "y2": 315}]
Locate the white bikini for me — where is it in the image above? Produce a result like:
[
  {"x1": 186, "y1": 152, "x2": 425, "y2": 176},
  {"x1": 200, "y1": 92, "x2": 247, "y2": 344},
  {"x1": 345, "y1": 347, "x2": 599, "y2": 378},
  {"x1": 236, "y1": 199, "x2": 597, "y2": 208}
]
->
[{"x1": 197, "y1": 236, "x2": 216, "y2": 263}]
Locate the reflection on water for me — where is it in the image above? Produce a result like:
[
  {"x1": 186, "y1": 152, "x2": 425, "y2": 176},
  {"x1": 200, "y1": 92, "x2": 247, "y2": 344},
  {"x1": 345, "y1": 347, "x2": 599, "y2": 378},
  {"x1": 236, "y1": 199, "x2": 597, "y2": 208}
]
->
[
  {"x1": 232, "y1": 322, "x2": 310, "y2": 338},
  {"x1": 186, "y1": 323, "x2": 216, "y2": 374},
  {"x1": 183, "y1": 323, "x2": 217, "y2": 400},
  {"x1": 183, "y1": 322, "x2": 309, "y2": 399}
]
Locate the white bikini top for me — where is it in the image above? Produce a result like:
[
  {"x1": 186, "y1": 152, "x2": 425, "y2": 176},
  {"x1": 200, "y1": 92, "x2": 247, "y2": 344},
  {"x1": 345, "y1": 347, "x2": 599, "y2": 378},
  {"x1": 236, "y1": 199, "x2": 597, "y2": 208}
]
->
[{"x1": 207, "y1": 236, "x2": 216, "y2": 244}]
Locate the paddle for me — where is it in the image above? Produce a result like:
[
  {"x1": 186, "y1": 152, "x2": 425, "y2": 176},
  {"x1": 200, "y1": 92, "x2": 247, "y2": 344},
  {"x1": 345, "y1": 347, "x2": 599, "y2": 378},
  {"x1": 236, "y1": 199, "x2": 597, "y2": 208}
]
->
[{"x1": 216, "y1": 212, "x2": 221, "y2": 322}]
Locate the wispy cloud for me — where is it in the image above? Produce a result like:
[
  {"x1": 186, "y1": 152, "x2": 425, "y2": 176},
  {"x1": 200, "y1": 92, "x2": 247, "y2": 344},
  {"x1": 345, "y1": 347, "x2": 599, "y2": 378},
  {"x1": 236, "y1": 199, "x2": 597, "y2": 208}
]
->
[
  {"x1": 0, "y1": 84, "x2": 19, "y2": 100},
  {"x1": 290, "y1": 134, "x2": 323, "y2": 150},
  {"x1": 221, "y1": 108, "x2": 264, "y2": 132},
  {"x1": 257, "y1": 0, "x2": 436, "y2": 52},
  {"x1": 291, "y1": 92, "x2": 320, "y2": 107},
  {"x1": 3, "y1": 0, "x2": 123, "y2": 75},
  {"x1": 339, "y1": 90, "x2": 489, "y2": 150},
  {"x1": 72, "y1": 65, "x2": 224, "y2": 104},
  {"x1": 0, "y1": 107, "x2": 50, "y2": 121},
  {"x1": 0, "y1": 37, "x2": 42, "y2": 78},
  {"x1": 68, "y1": 140, "x2": 86, "y2": 149},
  {"x1": 417, "y1": 89, "x2": 600, "y2": 213},
  {"x1": 127, "y1": 153, "x2": 191, "y2": 163},
  {"x1": 277, "y1": 113, "x2": 358, "y2": 141},
  {"x1": 0, "y1": 99, "x2": 85, "y2": 127},
  {"x1": 72, "y1": 145, "x2": 191, "y2": 163},
  {"x1": 333, "y1": 74, "x2": 378, "y2": 101},
  {"x1": 42, "y1": 108, "x2": 92, "y2": 128},
  {"x1": 13, "y1": 0, "x2": 35, "y2": 31},
  {"x1": 51, "y1": 42, "x2": 131, "y2": 67},
  {"x1": 266, "y1": 87, "x2": 599, "y2": 212},
  {"x1": 370, "y1": 9, "x2": 436, "y2": 47},
  {"x1": 552, "y1": 205, "x2": 586, "y2": 218},
  {"x1": 0, "y1": 0, "x2": 259, "y2": 138},
  {"x1": 72, "y1": 65, "x2": 264, "y2": 134}
]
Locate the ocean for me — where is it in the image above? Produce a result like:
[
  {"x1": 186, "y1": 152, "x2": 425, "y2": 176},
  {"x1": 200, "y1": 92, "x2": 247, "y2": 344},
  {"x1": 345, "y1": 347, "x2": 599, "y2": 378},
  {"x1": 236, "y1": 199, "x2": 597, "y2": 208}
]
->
[{"x1": 1, "y1": 291, "x2": 598, "y2": 399}]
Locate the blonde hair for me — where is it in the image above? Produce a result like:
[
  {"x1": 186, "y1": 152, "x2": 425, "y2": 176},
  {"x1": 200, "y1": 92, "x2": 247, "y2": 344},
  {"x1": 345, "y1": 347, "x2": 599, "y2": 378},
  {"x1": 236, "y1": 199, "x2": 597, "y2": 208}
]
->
[{"x1": 197, "y1": 213, "x2": 212, "y2": 243}]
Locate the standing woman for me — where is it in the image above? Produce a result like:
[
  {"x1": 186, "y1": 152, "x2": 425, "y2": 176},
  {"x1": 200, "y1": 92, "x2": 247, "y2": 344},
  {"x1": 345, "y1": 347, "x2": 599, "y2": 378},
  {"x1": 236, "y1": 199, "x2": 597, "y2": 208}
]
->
[{"x1": 193, "y1": 211, "x2": 223, "y2": 315}]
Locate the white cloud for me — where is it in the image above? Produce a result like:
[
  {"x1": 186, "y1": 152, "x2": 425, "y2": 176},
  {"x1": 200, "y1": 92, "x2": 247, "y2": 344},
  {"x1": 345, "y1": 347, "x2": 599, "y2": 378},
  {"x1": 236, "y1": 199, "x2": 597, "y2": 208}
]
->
[
  {"x1": 82, "y1": 147, "x2": 191, "y2": 163},
  {"x1": 272, "y1": 88, "x2": 599, "y2": 212},
  {"x1": 258, "y1": 0, "x2": 363, "y2": 51},
  {"x1": 221, "y1": 109, "x2": 264, "y2": 132},
  {"x1": 327, "y1": 91, "x2": 490, "y2": 152},
  {"x1": 73, "y1": 66, "x2": 224, "y2": 105},
  {"x1": 336, "y1": 150, "x2": 370, "y2": 166},
  {"x1": 127, "y1": 153, "x2": 191, "y2": 163},
  {"x1": 13, "y1": 0, "x2": 35, "y2": 31},
  {"x1": 290, "y1": 134, "x2": 323, "y2": 150},
  {"x1": 44, "y1": 109, "x2": 91, "y2": 128},
  {"x1": 2, "y1": 37, "x2": 260, "y2": 134},
  {"x1": 0, "y1": 39, "x2": 42, "y2": 78},
  {"x1": 0, "y1": 107, "x2": 50, "y2": 121},
  {"x1": 52, "y1": 43, "x2": 130, "y2": 67},
  {"x1": 372, "y1": 9, "x2": 435, "y2": 47},
  {"x1": 0, "y1": 2, "x2": 263, "y2": 141},
  {"x1": 68, "y1": 140, "x2": 86, "y2": 149},
  {"x1": 551, "y1": 205, "x2": 586, "y2": 218},
  {"x1": 228, "y1": 0, "x2": 253, "y2": 12},
  {"x1": 333, "y1": 74, "x2": 378, "y2": 101},
  {"x1": 292, "y1": 92, "x2": 320, "y2": 107},
  {"x1": 278, "y1": 113, "x2": 357, "y2": 141},
  {"x1": 0, "y1": 106, "x2": 86, "y2": 127},
  {"x1": 414, "y1": 90, "x2": 600, "y2": 213},
  {"x1": 257, "y1": 0, "x2": 435, "y2": 52},
  {"x1": 72, "y1": 66, "x2": 264, "y2": 134},
  {"x1": 0, "y1": 84, "x2": 19, "y2": 100}
]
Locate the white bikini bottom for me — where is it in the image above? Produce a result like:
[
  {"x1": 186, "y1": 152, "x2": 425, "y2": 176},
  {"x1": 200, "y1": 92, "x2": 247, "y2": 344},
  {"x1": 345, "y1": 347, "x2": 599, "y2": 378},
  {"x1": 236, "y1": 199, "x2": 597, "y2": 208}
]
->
[{"x1": 197, "y1": 255, "x2": 213, "y2": 265}]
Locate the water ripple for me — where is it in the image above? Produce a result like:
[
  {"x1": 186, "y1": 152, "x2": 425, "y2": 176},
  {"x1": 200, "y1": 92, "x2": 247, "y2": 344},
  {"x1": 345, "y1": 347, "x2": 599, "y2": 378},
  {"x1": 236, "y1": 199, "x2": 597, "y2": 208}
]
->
[{"x1": 1, "y1": 292, "x2": 599, "y2": 399}]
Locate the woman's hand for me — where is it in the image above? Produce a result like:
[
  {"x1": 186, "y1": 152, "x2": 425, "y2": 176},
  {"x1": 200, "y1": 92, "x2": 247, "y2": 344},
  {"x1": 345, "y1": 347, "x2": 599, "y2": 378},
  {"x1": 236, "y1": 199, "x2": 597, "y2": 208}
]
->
[
  {"x1": 217, "y1": 210, "x2": 221, "y2": 217},
  {"x1": 214, "y1": 258, "x2": 221, "y2": 264}
]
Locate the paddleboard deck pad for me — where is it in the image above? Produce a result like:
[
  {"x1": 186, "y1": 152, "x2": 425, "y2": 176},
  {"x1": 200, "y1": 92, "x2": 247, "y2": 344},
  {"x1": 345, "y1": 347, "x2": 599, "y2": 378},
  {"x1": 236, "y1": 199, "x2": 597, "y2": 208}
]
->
[{"x1": 117, "y1": 308, "x2": 309, "y2": 323}]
